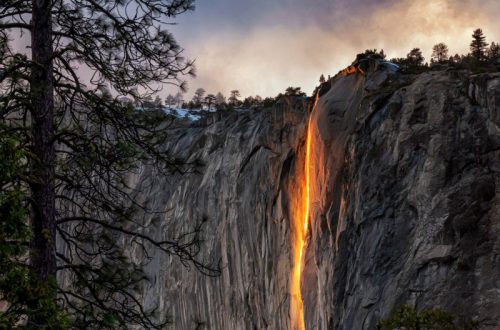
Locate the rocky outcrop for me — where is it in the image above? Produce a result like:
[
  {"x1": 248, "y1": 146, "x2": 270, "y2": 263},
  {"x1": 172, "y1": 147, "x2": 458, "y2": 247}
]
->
[
  {"x1": 132, "y1": 66, "x2": 500, "y2": 329},
  {"x1": 305, "y1": 68, "x2": 500, "y2": 329},
  {"x1": 131, "y1": 108, "x2": 307, "y2": 329}
]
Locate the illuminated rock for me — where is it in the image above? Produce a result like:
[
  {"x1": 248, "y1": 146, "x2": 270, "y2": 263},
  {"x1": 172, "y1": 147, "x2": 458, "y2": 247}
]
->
[
  {"x1": 305, "y1": 68, "x2": 500, "y2": 329},
  {"x1": 129, "y1": 67, "x2": 500, "y2": 329}
]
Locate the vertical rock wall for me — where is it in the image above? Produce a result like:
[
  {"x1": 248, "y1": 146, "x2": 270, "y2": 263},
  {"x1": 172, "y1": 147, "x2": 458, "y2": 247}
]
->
[
  {"x1": 132, "y1": 109, "x2": 307, "y2": 329},
  {"x1": 305, "y1": 69, "x2": 500, "y2": 329},
  {"x1": 131, "y1": 68, "x2": 500, "y2": 330}
]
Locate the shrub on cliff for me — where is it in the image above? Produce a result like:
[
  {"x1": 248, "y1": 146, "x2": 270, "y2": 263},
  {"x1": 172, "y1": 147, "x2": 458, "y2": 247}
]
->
[
  {"x1": 356, "y1": 49, "x2": 387, "y2": 62},
  {"x1": 377, "y1": 305, "x2": 480, "y2": 330}
]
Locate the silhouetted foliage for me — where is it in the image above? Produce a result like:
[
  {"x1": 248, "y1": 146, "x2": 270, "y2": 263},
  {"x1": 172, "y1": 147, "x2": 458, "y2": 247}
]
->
[
  {"x1": 285, "y1": 87, "x2": 306, "y2": 96},
  {"x1": 0, "y1": 1, "x2": 220, "y2": 328},
  {"x1": 204, "y1": 94, "x2": 216, "y2": 110},
  {"x1": 229, "y1": 90, "x2": 241, "y2": 106},
  {"x1": 241, "y1": 95, "x2": 263, "y2": 108},
  {"x1": 450, "y1": 54, "x2": 462, "y2": 64},
  {"x1": 391, "y1": 48, "x2": 426, "y2": 73},
  {"x1": 215, "y1": 92, "x2": 226, "y2": 106},
  {"x1": 488, "y1": 42, "x2": 500, "y2": 61},
  {"x1": 378, "y1": 305, "x2": 480, "y2": 330},
  {"x1": 0, "y1": 127, "x2": 69, "y2": 328},
  {"x1": 406, "y1": 48, "x2": 425, "y2": 67},
  {"x1": 470, "y1": 28, "x2": 489, "y2": 62},
  {"x1": 165, "y1": 94, "x2": 176, "y2": 108},
  {"x1": 262, "y1": 97, "x2": 276, "y2": 108},
  {"x1": 142, "y1": 95, "x2": 156, "y2": 110},
  {"x1": 153, "y1": 95, "x2": 163, "y2": 110},
  {"x1": 356, "y1": 49, "x2": 387, "y2": 62},
  {"x1": 432, "y1": 43, "x2": 450, "y2": 63},
  {"x1": 192, "y1": 88, "x2": 206, "y2": 108}
]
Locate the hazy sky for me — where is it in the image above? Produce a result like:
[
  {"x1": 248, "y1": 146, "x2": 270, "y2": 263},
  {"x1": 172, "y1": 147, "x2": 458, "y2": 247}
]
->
[
  {"x1": 9, "y1": 0, "x2": 499, "y2": 100},
  {"x1": 167, "y1": 0, "x2": 500, "y2": 99}
]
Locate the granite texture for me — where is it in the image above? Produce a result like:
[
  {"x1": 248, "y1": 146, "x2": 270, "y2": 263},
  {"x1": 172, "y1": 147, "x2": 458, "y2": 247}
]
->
[{"x1": 132, "y1": 67, "x2": 500, "y2": 329}]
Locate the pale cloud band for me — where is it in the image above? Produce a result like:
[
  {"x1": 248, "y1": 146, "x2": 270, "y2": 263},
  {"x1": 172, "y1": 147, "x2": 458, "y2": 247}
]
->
[
  {"x1": 8, "y1": 0, "x2": 500, "y2": 99},
  {"x1": 174, "y1": 0, "x2": 500, "y2": 98}
]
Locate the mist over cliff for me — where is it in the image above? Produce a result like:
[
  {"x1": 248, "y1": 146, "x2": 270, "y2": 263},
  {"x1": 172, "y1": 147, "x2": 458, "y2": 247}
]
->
[{"x1": 131, "y1": 63, "x2": 500, "y2": 329}]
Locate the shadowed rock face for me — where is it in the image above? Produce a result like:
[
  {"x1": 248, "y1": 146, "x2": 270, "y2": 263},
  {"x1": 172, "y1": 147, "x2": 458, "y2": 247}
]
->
[
  {"x1": 131, "y1": 109, "x2": 308, "y2": 329},
  {"x1": 305, "y1": 68, "x2": 500, "y2": 329},
  {"x1": 132, "y1": 67, "x2": 500, "y2": 329}
]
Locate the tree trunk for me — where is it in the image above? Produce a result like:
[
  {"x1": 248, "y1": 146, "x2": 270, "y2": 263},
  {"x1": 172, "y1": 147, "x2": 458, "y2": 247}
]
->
[{"x1": 29, "y1": 0, "x2": 56, "y2": 320}]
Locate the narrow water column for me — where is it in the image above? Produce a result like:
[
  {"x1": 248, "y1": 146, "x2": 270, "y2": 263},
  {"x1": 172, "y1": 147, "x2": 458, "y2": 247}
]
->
[{"x1": 290, "y1": 120, "x2": 313, "y2": 330}]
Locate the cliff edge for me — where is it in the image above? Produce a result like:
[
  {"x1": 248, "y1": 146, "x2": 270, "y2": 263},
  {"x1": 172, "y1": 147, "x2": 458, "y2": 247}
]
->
[
  {"x1": 306, "y1": 64, "x2": 500, "y2": 329},
  {"x1": 132, "y1": 64, "x2": 500, "y2": 329}
]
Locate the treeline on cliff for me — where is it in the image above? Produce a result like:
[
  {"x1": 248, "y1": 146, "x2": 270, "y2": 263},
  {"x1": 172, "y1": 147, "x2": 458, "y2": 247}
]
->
[
  {"x1": 367, "y1": 28, "x2": 499, "y2": 73},
  {"x1": 161, "y1": 28, "x2": 499, "y2": 115}
]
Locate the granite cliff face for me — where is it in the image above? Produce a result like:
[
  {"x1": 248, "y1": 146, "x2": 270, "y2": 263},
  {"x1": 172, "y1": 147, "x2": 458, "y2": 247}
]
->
[
  {"x1": 134, "y1": 66, "x2": 500, "y2": 329},
  {"x1": 305, "y1": 67, "x2": 500, "y2": 329},
  {"x1": 132, "y1": 108, "x2": 307, "y2": 329}
]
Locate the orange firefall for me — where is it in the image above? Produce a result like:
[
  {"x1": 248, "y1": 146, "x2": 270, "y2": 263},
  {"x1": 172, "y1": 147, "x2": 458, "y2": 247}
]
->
[{"x1": 290, "y1": 121, "x2": 312, "y2": 330}]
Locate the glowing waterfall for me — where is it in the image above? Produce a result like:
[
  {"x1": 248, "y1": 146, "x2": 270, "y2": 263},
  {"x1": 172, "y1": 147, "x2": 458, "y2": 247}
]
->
[{"x1": 290, "y1": 121, "x2": 312, "y2": 330}]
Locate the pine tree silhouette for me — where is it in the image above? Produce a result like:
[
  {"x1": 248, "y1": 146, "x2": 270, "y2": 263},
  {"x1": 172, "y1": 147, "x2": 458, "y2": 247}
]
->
[{"x1": 470, "y1": 28, "x2": 489, "y2": 61}]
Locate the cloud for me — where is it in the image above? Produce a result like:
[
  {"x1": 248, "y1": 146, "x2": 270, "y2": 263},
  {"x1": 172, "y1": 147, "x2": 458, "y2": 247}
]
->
[
  {"x1": 179, "y1": 27, "x2": 356, "y2": 98},
  {"x1": 8, "y1": 0, "x2": 499, "y2": 100},
  {"x1": 362, "y1": 0, "x2": 499, "y2": 57},
  {"x1": 171, "y1": 0, "x2": 500, "y2": 99}
]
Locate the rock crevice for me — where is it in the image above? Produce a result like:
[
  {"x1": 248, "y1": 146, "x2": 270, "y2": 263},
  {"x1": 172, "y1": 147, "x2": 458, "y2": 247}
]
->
[{"x1": 133, "y1": 68, "x2": 500, "y2": 329}]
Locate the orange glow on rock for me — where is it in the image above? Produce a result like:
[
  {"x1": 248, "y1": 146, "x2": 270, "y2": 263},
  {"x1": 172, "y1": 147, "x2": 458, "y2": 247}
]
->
[{"x1": 290, "y1": 120, "x2": 312, "y2": 330}]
